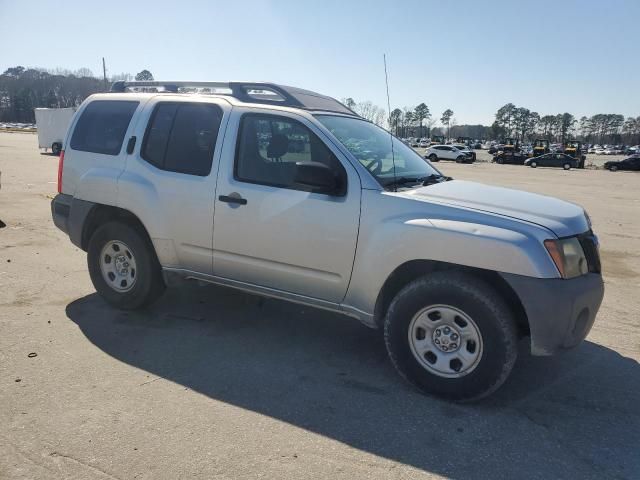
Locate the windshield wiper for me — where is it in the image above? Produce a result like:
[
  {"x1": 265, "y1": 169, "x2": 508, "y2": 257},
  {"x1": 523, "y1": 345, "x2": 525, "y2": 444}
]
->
[
  {"x1": 382, "y1": 176, "x2": 422, "y2": 189},
  {"x1": 421, "y1": 174, "x2": 452, "y2": 186},
  {"x1": 383, "y1": 174, "x2": 452, "y2": 190}
]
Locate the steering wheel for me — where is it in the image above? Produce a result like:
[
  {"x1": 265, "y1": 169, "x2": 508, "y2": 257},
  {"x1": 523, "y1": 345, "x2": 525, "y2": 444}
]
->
[{"x1": 365, "y1": 158, "x2": 383, "y2": 175}]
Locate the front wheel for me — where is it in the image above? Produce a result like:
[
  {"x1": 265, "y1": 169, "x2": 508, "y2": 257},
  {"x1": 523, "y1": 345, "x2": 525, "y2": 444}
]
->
[
  {"x1": 530, "y1": 161, "x2": 537, "y2": 168},
  {"x1": 563, "y1": 163, "x2": 571, "y2": 170},
  {"x1": 87, "y1": 221, "x2": 165, "y2": 309},
  {"x1": 609, "y1": 165, "x2": 618, "y2": 172},
  {"x1": 455, "y1": 156, "x2": 465, "y2": 163},
  {"x1": 51, "y1": 142, "x2": 61, "y2": 156},
  {"x1": 384, "y1": 272, "x2": 518, "y2": 402}
]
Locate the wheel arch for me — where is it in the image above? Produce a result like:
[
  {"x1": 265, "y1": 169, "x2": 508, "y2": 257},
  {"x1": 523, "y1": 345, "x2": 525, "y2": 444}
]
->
[
  {"x1": 373, "y1": 260, "x2": 530, "y2": 337},
  {"x1": 81, "y1": 204, "x2": 153, "y2": 252}
]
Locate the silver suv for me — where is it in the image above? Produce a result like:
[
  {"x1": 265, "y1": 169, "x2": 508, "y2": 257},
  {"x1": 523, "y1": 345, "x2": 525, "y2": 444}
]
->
[{"x1": 51, "y1": 81, "x2": 604, "y2": 401}]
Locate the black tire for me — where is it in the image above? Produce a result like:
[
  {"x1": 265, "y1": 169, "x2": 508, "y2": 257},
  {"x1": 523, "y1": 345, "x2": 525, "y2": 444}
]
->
[
  {"x1": 497, "y1": 157, "x2": 504, "y2": 164},
  {"x1": 384, "y1": 271, "x2": 518, "y2": 402},
  {"x1": 87, "y1": 221, "x2": 165, "y2": 309},
  {"x1": 563, "y1": 163, "x2": 571, "y2": 170},
  {"x1": 428, "y1": 154, "x2": 439, "y2": 162},
  {"x1": 455, "y1": 156, "x2": 465, "y2": 163},
  {"x1": 610, "y1": 165, "x2": 618, "y2": 172},
  {"x1": 51, "y1": 142, "x2": 61, "y2": 156}
]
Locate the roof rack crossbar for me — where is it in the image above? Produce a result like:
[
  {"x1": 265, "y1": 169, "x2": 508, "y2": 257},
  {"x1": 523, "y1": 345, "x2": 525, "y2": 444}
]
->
[
  {"x1": 109, "y1": 80, "x2": 356, "y2": 115},
  {"x1": 110, "y1": 81, "x2": 232, "y2": 93}
]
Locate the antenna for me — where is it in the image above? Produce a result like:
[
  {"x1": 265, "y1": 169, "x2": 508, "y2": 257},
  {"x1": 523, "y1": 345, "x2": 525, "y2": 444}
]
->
[{"x1": 383, "y1": 54, "x2": 397, "y2": 191}]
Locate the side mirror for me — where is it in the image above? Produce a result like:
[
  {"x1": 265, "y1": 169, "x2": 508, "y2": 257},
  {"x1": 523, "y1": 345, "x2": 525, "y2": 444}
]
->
[{"x1": 294, "y1": 161, "x2": 337, "y2": 194}]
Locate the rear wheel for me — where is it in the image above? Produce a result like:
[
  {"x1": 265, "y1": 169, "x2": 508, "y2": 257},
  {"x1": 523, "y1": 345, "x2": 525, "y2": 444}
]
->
[
  {"x1": 51, "y1": 142, "x2": 61, "y2": 156},
  {"x1": 384, "y1": 272, "x2": 518, "y2": 402},
  {"x1": 87, "y1": 221, "x2": 165, "y2": 309},
  {"x1": 609, "y1": 165, "x2": 618, "y2": 172},
  {"x1": 429, "y1": 154, "x2": 439, "y2": 162},
  {"x1": 563, "y1": 163, "x2": 571, "y2": 170},
  {"x1": 530, "y1": 161, "x2": 537, "y2": 168}
]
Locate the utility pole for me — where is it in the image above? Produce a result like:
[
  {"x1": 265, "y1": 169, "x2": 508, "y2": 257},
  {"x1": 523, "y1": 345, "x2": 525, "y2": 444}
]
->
[{"x1": 102, "y1": 58, "x2": 107, "y2": 91}]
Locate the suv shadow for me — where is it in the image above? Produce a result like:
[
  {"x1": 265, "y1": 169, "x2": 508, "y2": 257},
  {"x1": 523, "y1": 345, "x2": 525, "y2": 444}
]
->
[{"x1": 66, "y1": 284, "x2": 639, "y2": 479}]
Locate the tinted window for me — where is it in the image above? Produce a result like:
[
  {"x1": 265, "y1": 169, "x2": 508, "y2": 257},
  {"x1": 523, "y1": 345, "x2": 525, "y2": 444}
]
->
[
  {"x1": 235, "y1": 114, "x2": 345, "y2": 193},
  {"x1": 70, "y1": 101, "x2": 138, "y2": 155},
  {"x1": 141, "y1": 102, "x2": 222, "y2": 176},
  {"x1": 143, "y1": 103, "x2": 177, "y2": 168}
]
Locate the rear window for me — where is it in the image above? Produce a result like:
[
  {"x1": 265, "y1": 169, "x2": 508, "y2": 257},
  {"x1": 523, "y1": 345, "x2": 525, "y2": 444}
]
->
[
  {"x1": 141, "y1": 102, "x2": 223, "y2": 176},
  {"x1": 70, "y1": 101, "x2": 138, "y2": 155}
]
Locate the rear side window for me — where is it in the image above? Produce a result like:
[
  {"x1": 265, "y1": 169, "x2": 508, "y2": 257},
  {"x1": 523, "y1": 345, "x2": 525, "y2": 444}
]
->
[
  {"x1": 142, "y1": 102, "x2": 222, "y2": 176},
  {"x1": 70, "y1": 101, "x2": 138, "y2": 155}
]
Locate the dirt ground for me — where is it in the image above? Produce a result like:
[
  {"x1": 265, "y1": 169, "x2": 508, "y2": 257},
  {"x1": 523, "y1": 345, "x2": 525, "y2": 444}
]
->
[{"x1": 1, "y1": 131, "x2": 639, "y2": 480}]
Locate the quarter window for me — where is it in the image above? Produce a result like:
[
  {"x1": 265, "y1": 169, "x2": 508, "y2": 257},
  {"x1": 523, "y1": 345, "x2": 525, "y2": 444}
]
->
[
  {"x1": 141, "y1": 102, "x2": 223, "y2": 176},
  {"x1": 235, "y1": 114, "x2": 346, "y2": 193},
  {"x1": 70, "y1": 100, "x2": 138, "y2": 155}
]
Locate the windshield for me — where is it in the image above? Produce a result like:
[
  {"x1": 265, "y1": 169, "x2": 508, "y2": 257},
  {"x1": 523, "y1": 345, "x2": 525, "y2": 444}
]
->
[{"x1": 315, "y1": 115, "x2": 441, "y2": 188}]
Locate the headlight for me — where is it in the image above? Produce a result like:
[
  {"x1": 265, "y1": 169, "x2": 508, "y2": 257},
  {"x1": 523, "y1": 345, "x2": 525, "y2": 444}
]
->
[{"x1": 544, "y1": 237, "x2": 589, "y2": 279}]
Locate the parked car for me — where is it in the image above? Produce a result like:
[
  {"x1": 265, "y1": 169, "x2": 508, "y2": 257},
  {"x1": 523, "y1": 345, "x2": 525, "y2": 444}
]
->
[
  {"x1": 494, "y1": 151, "x2": 526, "y2": 165},
  {"x1": 525, "y1": 153, "x2": 579, "y2": 169},
  {"x1": 624, "y1": 145, "x2": 639, "y2": 155},
  {"x1": 425, "y1": 145, "x2": 474, "y2": 163},
  {"x1": 451, "y1": 144, "x2": 477, "y2": 161},
  {"x1": 603, "y1": 147, "x2": 617, "y2": 155},
  {"x1": 488, "y1": 144, "x2": 503, "y2": 154},
  {"x1": 51, "y1": 80, "x2": 603, "y2": 402},
  {"x1": 418, "y1": 140, "x2": 430, "y2": 148},
  {"x1": 604, "y1": 155, "x2": 640, "y2": 171}
]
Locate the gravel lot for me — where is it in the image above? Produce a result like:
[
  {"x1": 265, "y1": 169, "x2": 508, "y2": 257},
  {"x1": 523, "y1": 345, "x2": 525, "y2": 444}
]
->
[{"x1": 1, "y1": 132, "x2": 639, "y2": 480}]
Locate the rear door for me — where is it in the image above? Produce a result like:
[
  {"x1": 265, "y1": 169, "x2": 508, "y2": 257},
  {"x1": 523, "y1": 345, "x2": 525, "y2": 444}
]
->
[
  {"x1": 211, "y1": 109, "x2": 361, "y2": 303},
  {"x1": 63, "y1": 99, "x2": 141, "y2": 204},
  {"x1": 119, "y1": 97, "x2": 230, "y2": 274}
]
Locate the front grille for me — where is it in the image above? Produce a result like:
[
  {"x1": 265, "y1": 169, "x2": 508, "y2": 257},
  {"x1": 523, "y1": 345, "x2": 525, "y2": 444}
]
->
[{"x1": 578, "y1": 232, "x2": 601, "y2": 273}]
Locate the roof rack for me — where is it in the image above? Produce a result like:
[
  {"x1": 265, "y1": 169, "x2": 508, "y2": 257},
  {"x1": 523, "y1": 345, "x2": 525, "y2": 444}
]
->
[{"x1": 109, "y1": 81, "x2": 357, "y2": 116}]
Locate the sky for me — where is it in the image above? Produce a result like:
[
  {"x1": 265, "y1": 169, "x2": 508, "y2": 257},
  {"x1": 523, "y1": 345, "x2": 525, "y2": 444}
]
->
[{"x1": 1, "y1": 0, "x2": 638, "y2": 125}]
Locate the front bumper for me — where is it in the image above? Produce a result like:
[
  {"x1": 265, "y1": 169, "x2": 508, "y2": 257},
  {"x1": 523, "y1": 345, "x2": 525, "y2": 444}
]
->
[{"x1": 501, "y1": 272, "x2": 604, "y2": 355}]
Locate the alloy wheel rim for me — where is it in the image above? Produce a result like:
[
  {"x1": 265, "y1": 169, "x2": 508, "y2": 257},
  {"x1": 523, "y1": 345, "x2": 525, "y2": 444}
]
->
[
  {"x1": 99, "y1": 240, "x2": 137, "y2": 292},
  {"x1": 408, "y1": 304, "x2": 484, "y2": 378}
]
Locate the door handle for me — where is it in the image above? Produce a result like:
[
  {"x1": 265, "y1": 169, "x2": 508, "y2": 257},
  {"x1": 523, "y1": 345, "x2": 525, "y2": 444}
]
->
[
  {"x1": 218, "y1": 194, "x2": 247, "y2": 205},
  {"x1": 126, "y1": 136, "x2": 136, "y2": 154}
]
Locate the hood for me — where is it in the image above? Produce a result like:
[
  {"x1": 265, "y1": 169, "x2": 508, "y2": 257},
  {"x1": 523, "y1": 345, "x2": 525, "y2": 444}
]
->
[{"x1": 404, "y1": 180, "x2": 588, "y2": 237}]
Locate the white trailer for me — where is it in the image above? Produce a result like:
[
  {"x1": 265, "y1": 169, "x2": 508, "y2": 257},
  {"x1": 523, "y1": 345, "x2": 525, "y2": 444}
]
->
[{"x1": 34, "y1": 107, "x2": 76, "y2": 155}]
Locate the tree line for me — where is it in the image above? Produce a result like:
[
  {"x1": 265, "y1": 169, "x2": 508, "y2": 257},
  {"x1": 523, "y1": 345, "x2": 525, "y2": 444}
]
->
[
  {"x1": 491, "y1": 103, "x2": 640, "y2": 145},
  {"x1": 0, "y1": 66, "x2": 154, "y2": 123},
  {"x1": 2, "y1": 65, "x2": 638, "y2": 145}
]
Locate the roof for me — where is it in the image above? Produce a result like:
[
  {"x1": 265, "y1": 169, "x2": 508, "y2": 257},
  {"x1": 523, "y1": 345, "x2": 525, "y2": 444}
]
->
[{"x1": 109, "y1": 81, "x2": 357, "y2": 116}]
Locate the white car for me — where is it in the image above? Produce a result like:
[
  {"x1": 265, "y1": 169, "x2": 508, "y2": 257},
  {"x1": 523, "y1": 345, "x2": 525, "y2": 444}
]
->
[
  {"x1": 418, "y1": 140, "x2": 429, "y2": 148},
  {"x1": 424, "y1": 145, "x2": 474, "y2": 163},
  {"x1": 604, "y1": 147, "x2": 616, "y2": 155}
]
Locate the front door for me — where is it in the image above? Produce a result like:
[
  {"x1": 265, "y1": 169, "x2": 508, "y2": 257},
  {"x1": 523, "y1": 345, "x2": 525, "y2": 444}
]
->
[{"x1": 212, "y1": 110, "x2": 361, "y2": 303}]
